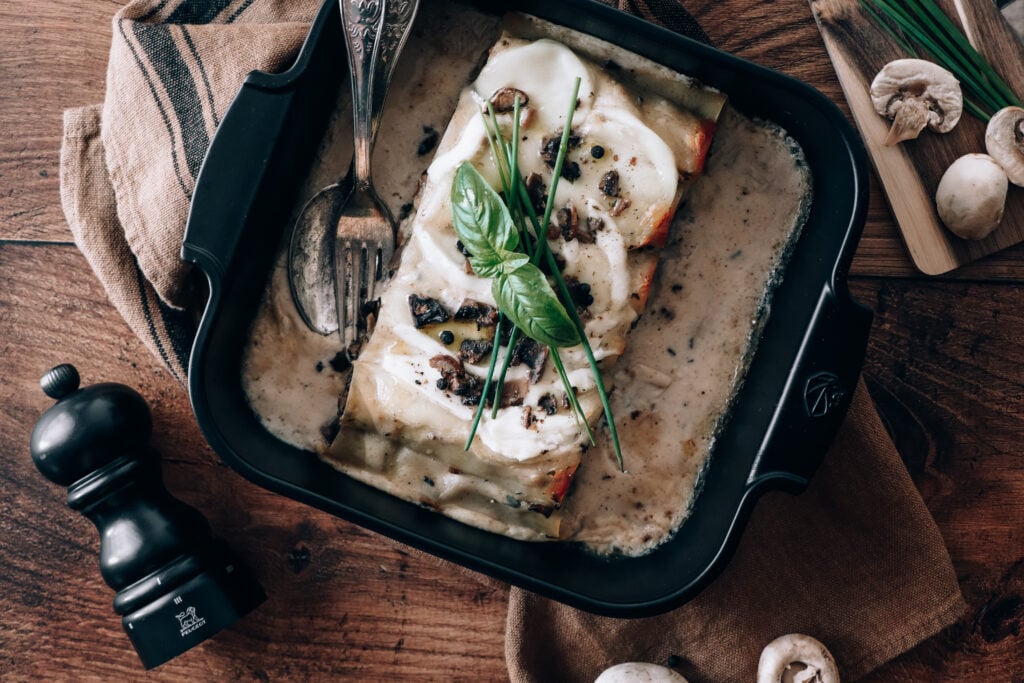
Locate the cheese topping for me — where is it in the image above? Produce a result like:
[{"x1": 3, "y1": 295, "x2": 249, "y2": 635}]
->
[{"x1": 338, "y1": 37, "x2": 712, "y2": 468}]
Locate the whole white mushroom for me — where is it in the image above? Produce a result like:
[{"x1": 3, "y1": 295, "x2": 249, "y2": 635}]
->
[
  {"x1": 594, "y1": 662, "x2": 689, "y2": 683},
  {"x1": 985, "y1": 106, "x2": 1024, "y2": 187},
  {"x1": 757, "y1": 634, "x2": 840, "y2": 683},
  {"x1": 935, "y1": 153, "x2": 1009, "y2": 240}
]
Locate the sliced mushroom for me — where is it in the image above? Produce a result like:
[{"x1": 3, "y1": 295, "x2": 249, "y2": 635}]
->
[
  {"x1": 869, "y1": 59, "x2": 963, "y2": 146},
  {"x1": 935, "y1": 153, "x2": 1008, "y2": 240},
  {"x1": 985, "y1": 106, "x2": 1024, "y2": 186},
  {"x1": 489, "y1": 86, "x2": 529, "y2": 113},
  {"x1": 757, "y1": 634, "x2": 840, "y2": 683},
  {"x1": 594, "y1": 662, "x2": 689, "y2": 683}
]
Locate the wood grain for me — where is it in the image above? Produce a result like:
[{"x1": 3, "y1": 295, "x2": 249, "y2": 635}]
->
[
  {"x1": 3, "y1": 0, "x2": 1024, "y2": 680},
  {"x1": 5, "y1": 0, "x2": 1024, "y2": 281},
  {"x1": 7, "y1": 248, "x2": 1024, "y2": 679},
  {"x1": 851, "y1": 277, "x2": 1024, "y2": 682},
  {"x1": 0, "y1": 0, "x2": 124, "y2": 244},
  {"x1": 0, "y1": 243, "x2": 509, "y2": 680},
  {"x1": 810, "y1": 0, "x2": 1024, "y2": 275}
]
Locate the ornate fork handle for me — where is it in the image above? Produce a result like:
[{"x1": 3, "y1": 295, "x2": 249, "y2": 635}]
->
[
  {"x1": 339, "y1": 0, "x2": 420, "y2": 189},
  {"x1": 339, "y1": 0, "x2": 386, "y2": 190}
]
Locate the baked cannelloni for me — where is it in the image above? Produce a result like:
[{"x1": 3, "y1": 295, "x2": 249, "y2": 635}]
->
[{"x1": 322, "y1": 31, "x2": 724, "y2": 540}]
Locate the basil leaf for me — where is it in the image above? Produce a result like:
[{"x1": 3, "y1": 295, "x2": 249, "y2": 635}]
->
[
  {"x1": 493, "y1": 265, "x2": 581, "y2": 349},
  {"x1": 467, "y1": 257, "x2": 501, "y2": 279},
  {"x1": 469, "y1": 250, "x2": 529, "y2": 279},
  {"x1": 497, "y1": 250, "x2": 529, "y2": 273},
  {"x1": 451, "y1": 162, "x2": 518, "y2": 268}
]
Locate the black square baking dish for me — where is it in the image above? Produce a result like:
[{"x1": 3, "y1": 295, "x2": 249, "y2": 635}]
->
[{"x1": 182, "y1": 0, "x2": 871, "y2": 617}]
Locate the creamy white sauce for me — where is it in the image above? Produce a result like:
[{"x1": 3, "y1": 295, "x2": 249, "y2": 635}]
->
[
  {"x1": 241, "y1": 6, "x2": 809, "y2": 556},
  {"x1": 562, "y1": 107, "x2": 809, "y2": 555}
]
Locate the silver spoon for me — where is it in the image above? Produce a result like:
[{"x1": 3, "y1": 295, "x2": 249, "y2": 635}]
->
[{"x1": 288, "y1": 0, "x2": 419, "y2": 339}]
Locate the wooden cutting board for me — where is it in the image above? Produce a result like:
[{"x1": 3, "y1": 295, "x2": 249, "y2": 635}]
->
[{"x1": 809, "y1": 0, "x2": 1024, "y2": 275}]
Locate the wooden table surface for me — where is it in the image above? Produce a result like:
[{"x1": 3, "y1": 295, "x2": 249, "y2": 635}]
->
[{"x1": 2, "y1": 1, "x2": 1023, "y2": 680}]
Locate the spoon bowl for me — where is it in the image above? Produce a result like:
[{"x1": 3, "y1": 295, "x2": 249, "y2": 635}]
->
[
  {"x1": 288, "y1": 177, "x2": 350, "y2": 334},
  {"x1": 288, "y1": 0, "x2": 419, "y2": 339}
]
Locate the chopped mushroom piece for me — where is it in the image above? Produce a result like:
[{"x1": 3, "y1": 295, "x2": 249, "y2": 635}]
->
[
  {"x1": 429, "y1": 354, "x2": 482, "y2": 405},
  {"x1": 521, "y1": 405, "x2": 538, "y2": 429},
  {"x1": 869, "y1": 59, "x2": 962, "y2": 146},
  {"x1": 557, "y1": 201, "x2": 580, "y2": 241},
  {"x1": 510, "y1": 336, "x2": 549, "y2": 383},
  {"x1": 566, "y1": 279, "x2": 595, "y2": 310},
  {"x1": 757, "y1": 634, "x2": 840, "y2": 683},
  {"x1": 499, "y1": 379, "x2": 528, "y2": 408},
  {"x1": 985, "y1": 106, "x2": 1024, "y2": 187},
  {"x1": 541, "y1": 131, "x2": 582, "y2": 180},
  {"x1": 489, "y1": 86, "x2": 529, "y2": 113},
  {"x1": 935, "y1": 153, "x2": 1008, "y2": 240},
  {"x1": 525, "y1": 172, "x2": 547, "y2": 214},
  {"x1": 599, "y1": 169, "x2": 621, "y2": 197},
  {"x1": 610, "y1": 196, "x2": 632, "y2": 217},
  {"x1": 454, "y1": 299, "x2": 499, "y2": 328},
  {"x1": 408, "y1": 294, "x2": 450, "y2": 328},
  {"x1": 458, "y1": 338, "x2": 493, "y2": 365},
  {"x1": 541, "y1": 130, "x2": 582, "y2": 166}
]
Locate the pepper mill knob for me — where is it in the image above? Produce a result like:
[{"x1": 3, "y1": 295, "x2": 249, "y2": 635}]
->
[
  {"x1": 29, "y1": 364, "x2": 265, "y2": 669},
  {"x1": 40, "y1": 362, "x2": 80, "y2": 398}
]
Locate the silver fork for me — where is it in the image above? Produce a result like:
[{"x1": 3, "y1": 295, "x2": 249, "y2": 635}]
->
[{"x1": 334, "y1": 0, "x2": 419, "y2": 351}]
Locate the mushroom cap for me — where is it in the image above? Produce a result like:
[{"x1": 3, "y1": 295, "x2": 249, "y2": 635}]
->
[
  {"x1": 756, "y1": 634, "x2": 840, "y2": 683},
  {"x1": 985, "y1": 106, "x2": 1024, "y2": 186},
  {"x1": 594, "y1": 662, "x2": 689, "y2": 683},
  {"x1": 870, "y1": 59, "x2": 963, "y2": 144},
  {"x1": 935, "y1": 153, "x2": 1008, "y2": 240}
]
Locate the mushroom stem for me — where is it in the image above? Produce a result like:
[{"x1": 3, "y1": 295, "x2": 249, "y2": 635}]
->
[
  {"x1": 885, "y1": 99, "x2": 930, "y2": 146},
  {"x1": 757, "y1": 634, "x2": 840, "y2": 683}
]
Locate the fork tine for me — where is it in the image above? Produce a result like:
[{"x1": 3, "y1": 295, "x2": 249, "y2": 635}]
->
[
  {"x1": 350, "y1": 241, "x2": 378, "y2": 351},
  {"x1": 354, "y1": 244, "x2": 369, "y2": 345},
  {"x1": 335, "y1": 219, "x2": 391, "y2": 354},
  {"x1": 364, "y1": 246, "x2": 381, "y2": 308},
  {"x1": 335, "y1": 240, "x2": 351, "y2": 349},
  {"x1": 345, "y1": 243, "x2": 363, "y2": 351}
]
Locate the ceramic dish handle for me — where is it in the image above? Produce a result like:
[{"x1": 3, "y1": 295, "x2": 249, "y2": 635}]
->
[
  {"x1": 746, "y1": 284, "x2": 872, "y2": 489},
  {"x1": 182, "y1": 82, "x2": 290, "y2": 282},
  {"x1": 182, "y1": 0, "x2": 342, "y2": 284}
]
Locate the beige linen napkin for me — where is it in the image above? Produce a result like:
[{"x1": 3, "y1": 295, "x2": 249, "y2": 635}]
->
[
  {"x1": 62, "y1": 0, "x2": 320, "y2": 382},
  {"x1": 506, "y1": 380, "x2": 965, "y2": 682},
  {"x1": 60, "y1": 0, "x2": 965, "y2": 680}
]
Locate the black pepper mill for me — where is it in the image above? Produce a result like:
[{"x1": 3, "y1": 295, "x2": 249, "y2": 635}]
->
[{"x1": 29, "y1": 364, "x2": 265, "y2": 669}]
